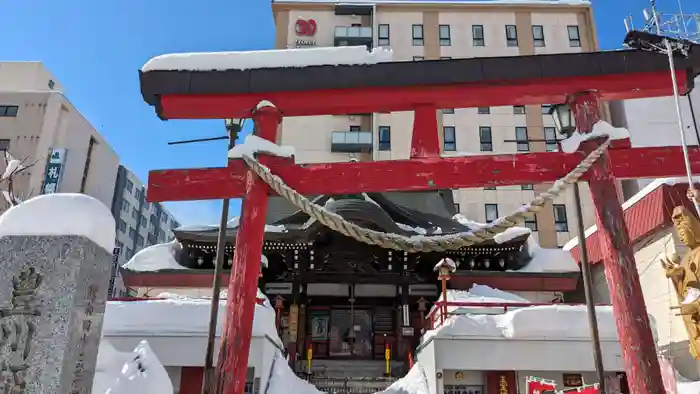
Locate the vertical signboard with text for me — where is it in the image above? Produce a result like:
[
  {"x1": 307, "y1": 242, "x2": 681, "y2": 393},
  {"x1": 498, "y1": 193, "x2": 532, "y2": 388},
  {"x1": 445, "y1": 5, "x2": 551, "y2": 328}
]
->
[
  {"x1": 41, "y1": 148, "x2": 67, "y2": 194},
  {"x1": 107, "y1": 247, "x2": 121, "y2": 298}
]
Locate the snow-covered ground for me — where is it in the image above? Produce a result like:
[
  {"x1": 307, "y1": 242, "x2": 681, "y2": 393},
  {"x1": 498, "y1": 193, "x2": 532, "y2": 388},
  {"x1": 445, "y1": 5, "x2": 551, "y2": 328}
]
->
[{"x1": 95, "y1": 340, "x2": 173, "y2": 394}]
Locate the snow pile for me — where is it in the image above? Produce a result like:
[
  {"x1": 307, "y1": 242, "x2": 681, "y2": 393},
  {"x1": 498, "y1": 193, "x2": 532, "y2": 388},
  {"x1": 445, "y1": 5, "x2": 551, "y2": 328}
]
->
[
  {"x1": 0, "y1": 193, "x2": 116, "y2": 252},
  {"x1": 517, "y1": 234, "x2": 578, "y2": 273},
  {"x1": 678, "y1": 380, "x2": 700, "y2": 394},
  {"x1": 102, "y1": 292, "x2": 281, "y2": 346},
  {"x1": 563, "y1": 175, "x2": 700, "y2": 251},
  {"x1": 92, "y1": 340, "x2": 131, "y2": 394},
  {"x1": 122, "y1": 240, "x2": 187, "y2": 272},
  {"x1": 101, "y1": 341, "x2": 173, "y2": 394},
  {"x1": 229, "y1": 134, "x2": 295, "y2": 159},
  {"x1": 266, "y1": 352, "x2": 324, "y2": 394},
  {"x1": 376, "y1": 364, "x2": 430, "y2": 394},
  {"x1": 425, "y1": 285, "x2": 626, "y2": 342},
  {"x1": 559, "y1": 121, "x2": 630, "y2": 154},
  {"x1": 453, "y1": 214, "x2": 532, "y2": 244},
  {"x1": 142, "y1": 46, "x2": 393, "y2": 72},
  {"x1": 453, "y1": 214, "x2": 578, "y2": 273}
]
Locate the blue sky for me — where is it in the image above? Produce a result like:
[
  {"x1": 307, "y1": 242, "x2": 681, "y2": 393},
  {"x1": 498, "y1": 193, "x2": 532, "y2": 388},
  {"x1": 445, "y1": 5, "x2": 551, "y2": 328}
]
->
[{"x1": 1, "y1": 0, "x2": 697, "y2": 225}]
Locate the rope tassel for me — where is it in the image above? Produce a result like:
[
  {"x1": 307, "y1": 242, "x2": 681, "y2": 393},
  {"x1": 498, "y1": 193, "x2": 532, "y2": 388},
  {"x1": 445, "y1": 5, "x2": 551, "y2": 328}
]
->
[{"x1": 241, "y1": 138, "x2": 612, "y2": 253}]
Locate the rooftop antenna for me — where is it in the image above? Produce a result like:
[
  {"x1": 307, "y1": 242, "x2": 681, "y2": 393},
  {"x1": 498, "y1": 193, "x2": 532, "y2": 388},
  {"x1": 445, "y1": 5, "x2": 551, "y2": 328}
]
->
[{"x1": 623, "y1": 0, "x2": 700, "y2": 216}]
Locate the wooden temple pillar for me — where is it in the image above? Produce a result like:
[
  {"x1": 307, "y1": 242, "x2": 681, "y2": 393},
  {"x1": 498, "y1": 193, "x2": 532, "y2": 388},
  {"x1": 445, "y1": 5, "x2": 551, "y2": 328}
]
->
[
  {"x1": 571, "y1": 92, "x2": 664, "y2": 394},
  {"x1": 215, "y1": 102, "x2": 282, "y2": 394}
]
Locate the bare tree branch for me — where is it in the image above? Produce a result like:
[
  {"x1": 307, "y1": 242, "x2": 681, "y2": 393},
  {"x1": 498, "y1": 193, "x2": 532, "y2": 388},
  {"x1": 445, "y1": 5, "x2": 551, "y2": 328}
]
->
[{"x1": 0, "y1": 151, "x2": 38, "y2": 207}]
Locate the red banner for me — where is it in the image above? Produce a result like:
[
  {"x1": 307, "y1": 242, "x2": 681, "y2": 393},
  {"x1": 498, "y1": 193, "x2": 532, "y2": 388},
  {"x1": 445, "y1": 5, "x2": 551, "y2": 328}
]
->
[{"x1": 526, "y1": 377, "x2": 557, "y2": 394}]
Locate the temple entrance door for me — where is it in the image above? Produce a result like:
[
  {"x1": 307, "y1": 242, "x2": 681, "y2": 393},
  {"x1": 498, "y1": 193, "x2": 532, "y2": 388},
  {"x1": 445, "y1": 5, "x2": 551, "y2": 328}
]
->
[{"x1": 328, "y1": 309, "x2": 373, "y2": 358}]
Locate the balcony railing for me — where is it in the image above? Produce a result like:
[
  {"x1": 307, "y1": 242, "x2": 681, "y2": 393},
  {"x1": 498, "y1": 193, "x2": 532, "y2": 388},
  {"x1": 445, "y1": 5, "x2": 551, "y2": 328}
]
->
[
  {"x1": 335, "y1": 26, "x2": 373, "y2": 48},
  {"x1": 331, "y1": 131, "x2": 373, "y2": 153}
]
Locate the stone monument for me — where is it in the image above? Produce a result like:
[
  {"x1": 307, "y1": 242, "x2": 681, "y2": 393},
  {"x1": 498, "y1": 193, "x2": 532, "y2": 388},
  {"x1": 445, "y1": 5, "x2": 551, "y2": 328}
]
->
[{"x1": 0, "y1": 193, "x2": 115, "y2": 393}]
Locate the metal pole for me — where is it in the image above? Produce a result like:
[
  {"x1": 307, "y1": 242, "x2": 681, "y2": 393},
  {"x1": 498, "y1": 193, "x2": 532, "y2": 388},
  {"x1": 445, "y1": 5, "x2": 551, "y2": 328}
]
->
[
  {"x1": 664, "y1": 38, "x2": 700, "y2": 216},
  {"x1": 202, "y1": 125, "x2": 239, "y2": 394},
  {"x1": 573, "y1": 182, "x2": 607, "y2": 394}
]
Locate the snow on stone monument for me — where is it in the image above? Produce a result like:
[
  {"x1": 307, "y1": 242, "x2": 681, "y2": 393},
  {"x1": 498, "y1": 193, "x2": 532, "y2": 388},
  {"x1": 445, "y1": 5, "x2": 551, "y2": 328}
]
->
[{"x1": 0, "y1": 193, "x2": 115, "y2": 393}]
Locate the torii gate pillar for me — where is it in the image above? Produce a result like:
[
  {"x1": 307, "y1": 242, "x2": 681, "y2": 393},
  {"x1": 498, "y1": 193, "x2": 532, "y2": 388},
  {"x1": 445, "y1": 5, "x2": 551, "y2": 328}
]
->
[
  {"x1": 571, "y1": 92, "x2": 664, "y2": 394},
  {"x1": 215, "y1": 103, "x2": 282, "y2": 394}
]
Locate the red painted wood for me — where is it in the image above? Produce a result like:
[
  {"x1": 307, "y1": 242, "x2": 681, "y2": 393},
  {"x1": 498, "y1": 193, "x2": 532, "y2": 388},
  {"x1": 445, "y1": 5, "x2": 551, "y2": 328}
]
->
[
  {"x1": 410, "y1": 105, "x2": 440, "y2": 158},
  {"x1": 157, "y1": 71, "x2": 686, "y2": 119},
  {"x1": 180, "y1": 367, "x2": 204, "y2": 394},
  {"x1": 215, "y1": 105, "x2": 282, "y2": 394},
  {"x1": 485, "y1": 371, "x2": 516, "y2": 394},
  {"x1": 146, "y1": 146, "x2": 700, "y2": 202},
  {"x1": 581, "y1": 140, "x2": 664, "y2": 394}
]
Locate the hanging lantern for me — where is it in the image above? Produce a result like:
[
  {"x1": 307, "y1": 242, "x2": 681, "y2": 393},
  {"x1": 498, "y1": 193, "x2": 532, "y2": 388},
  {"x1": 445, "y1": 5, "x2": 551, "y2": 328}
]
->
[{"x1": 549, "y1": 104, "x2": 576, "y2": 138}]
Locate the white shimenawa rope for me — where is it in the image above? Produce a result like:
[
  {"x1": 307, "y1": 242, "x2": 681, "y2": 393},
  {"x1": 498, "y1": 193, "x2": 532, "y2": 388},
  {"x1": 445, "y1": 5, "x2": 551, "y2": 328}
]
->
[{"x1": 241, "y1": 138, "x2": 611, "y2": 253}]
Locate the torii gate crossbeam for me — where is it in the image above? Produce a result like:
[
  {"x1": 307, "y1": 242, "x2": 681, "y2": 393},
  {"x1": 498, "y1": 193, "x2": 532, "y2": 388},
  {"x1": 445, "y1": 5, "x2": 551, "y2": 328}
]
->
[{"x1": 139, "y1": 43, "x2": 700, "y2": 394}]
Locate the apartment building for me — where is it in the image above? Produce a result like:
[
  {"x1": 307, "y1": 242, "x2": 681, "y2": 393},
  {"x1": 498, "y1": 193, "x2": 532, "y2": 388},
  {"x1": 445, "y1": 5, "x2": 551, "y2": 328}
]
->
[
  {"x1": 111, "y1": 165, "x2": 181, "y2": 264},
  {"x1": 271, "y1": 0, "x2": 599, "y2": 247},
  {"x1": 0, "y1": 61, "x2": 119, "y2": 211}
]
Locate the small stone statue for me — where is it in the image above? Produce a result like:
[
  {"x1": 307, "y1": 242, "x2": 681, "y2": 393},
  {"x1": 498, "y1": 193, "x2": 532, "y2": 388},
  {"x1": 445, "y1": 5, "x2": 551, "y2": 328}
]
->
[{"x1": 662, "y1": 205, "x2": 700, "y2": 359}]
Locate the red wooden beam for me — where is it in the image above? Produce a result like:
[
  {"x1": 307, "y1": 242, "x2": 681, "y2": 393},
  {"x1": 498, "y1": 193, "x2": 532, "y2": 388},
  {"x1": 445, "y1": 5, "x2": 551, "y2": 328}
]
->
[
  {"x1": 158, "y1": 71, "x2": 686, "y2": 119},
  {"x1": 216, "y1": 105, "x2": 281, "y2": 394},
  {"x1": 580, "y1": 140, "x2": 664, "y2": 393},
  {"x1": 147, "y1": 145, "x2": 700, "y2": 202}
]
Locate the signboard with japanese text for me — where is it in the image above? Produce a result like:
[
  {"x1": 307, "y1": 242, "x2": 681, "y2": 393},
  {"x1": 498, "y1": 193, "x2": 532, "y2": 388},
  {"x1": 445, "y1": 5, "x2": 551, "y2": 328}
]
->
[{"x1": 41, "y1": 148, "x2": 67, "y2": 194}]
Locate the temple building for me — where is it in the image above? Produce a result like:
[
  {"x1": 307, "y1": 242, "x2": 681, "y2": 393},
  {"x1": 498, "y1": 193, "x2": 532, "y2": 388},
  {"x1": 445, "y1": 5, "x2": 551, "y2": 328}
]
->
[{"x1": 120, "y1": 190, "x2": 584, "y2": 380}]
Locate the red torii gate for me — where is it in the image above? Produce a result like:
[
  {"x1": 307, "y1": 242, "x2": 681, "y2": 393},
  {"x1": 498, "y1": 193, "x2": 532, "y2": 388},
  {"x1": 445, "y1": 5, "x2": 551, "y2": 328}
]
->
[{"x1": 139, "y1": 43, "x2": 700, "y2": 394}]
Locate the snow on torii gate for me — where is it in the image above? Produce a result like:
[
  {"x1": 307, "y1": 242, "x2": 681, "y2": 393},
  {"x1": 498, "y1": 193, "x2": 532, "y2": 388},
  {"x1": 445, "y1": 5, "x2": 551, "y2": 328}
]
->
[{"x1": 139, "y1": 43, "x2": 700, "y2": 394}]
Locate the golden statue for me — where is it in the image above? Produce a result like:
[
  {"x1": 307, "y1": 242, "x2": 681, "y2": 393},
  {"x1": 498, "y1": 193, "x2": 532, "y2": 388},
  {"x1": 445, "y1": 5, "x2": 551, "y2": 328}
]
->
[{"x1": 662, "y1": 205, "x2": 700, "y2": 359}]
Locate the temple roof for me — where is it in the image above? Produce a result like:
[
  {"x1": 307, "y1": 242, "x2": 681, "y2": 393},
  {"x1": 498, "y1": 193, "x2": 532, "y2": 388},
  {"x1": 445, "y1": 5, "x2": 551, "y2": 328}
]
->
[{"x1": 173, "y1": 191, "x2": 528, "y2": 246}]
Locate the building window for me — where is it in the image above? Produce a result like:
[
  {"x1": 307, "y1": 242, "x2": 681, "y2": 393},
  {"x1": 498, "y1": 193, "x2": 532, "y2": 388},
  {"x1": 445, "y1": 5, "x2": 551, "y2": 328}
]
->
[
  {"x1": 412, "y1": 24, "x2": 424, "y2": 46},
  {"x1": 485, "y1": 204, "x2": 499, "y2": 223},
  {"x1": 524, "y1": 217, "x2": 538, "y2": 231},
  {"x1": 505, "y1": 25, "x2": 518, "y2": 47},
  {"x1": 136, "y1": 235, "x2": 144, "y2": 248},
  {"x1": 378, "y1": 126, "x2": 391, "y2": 150},
  {"x1": 48, "y1": 79, "x2": 55, "y2": 89},
  {"x1": 443, "y1": 126, "x2": 456, "y2": 151},
  {"x1": 554, "y1": 204, "x2": 569, "y2": 232},
  {"x1": 140, "y1": 216, "x2": 147, "y2": 228},
  {"x1": 134, "y1": 188, "x2": 141, "y2": 201},
  {"x1": 439, "y1": 24, "x2": 451, "y2": 46},
  {"x1": 125, "y1": 179, "x2": 134, "y2": 192},
  {"x1": 378, "y1": 24, "x2": 390, "y2": 46},
  {"x1": 513, "y1": 105, "x2": 526, "y2": 114},
  {"x1": 544, "y1": 127, "x2": 560, "y2": 152},
  {"x1": 532, "y1": 25, "x2": 545, "y2": 47},
  {"x1": 80, "y1": 136, "x2": 97, "y2": 193},
  {"x1": 521, "y1": 184, "x2": 534, "y2": 190},
  {"x1": 0, "y1": 105, "x2": 19, "y2": 117},
  {"x1": 128, "y1": 227, "x2": 136, "y2": 240},
  {"x1": 121, "y1": 200, "x2": 130, "y2": 213},
  {"x1": 413, "y1": 56, "x2": 424, "y2": 61},
  {"x1": 479, "y1": 126, "x2": 493, "y2": 151},
  {"x1": 159, "y1": 229, "x2": 166, "y2": 241},
  {"x1": 541, "y1": 104, "x2": 552, "y2": 115},
  {"x1": 126, "y1": 248, "x2": 133, "y2": 259},
  {"x1": 515, "y1": 127, "x2": 530, "y2": 152},
  {"x1": 0, "y1": 139, "x2": 10, "y2": 151},
  {"x1": 118, "y1": 219, "x2": 126, "y2": 233},
  {"x1": 472, "y1": 25, "x2": 485, "y2": 46},
  {"x1": 568, "y1": 25, "x2": 581, "y2": 47},
  {"x1": 442, "y1": 108, "x2": 454, "y2": 114},
  {"x1": 477, "y1": 107, "x2": 490, "y2": 115},
  {"x1": 131, "y1": 207, "x2": 139, "y2": 219}
]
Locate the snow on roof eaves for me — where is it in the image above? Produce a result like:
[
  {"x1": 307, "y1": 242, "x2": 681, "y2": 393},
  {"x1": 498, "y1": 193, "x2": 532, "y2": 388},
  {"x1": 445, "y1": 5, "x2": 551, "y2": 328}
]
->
[
  {"x1": 562, "y1": 176, "x2": 700, "y2": 251},
  {"x1": 273, "y1": 0, "x2": 591, "y2": 5}
]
